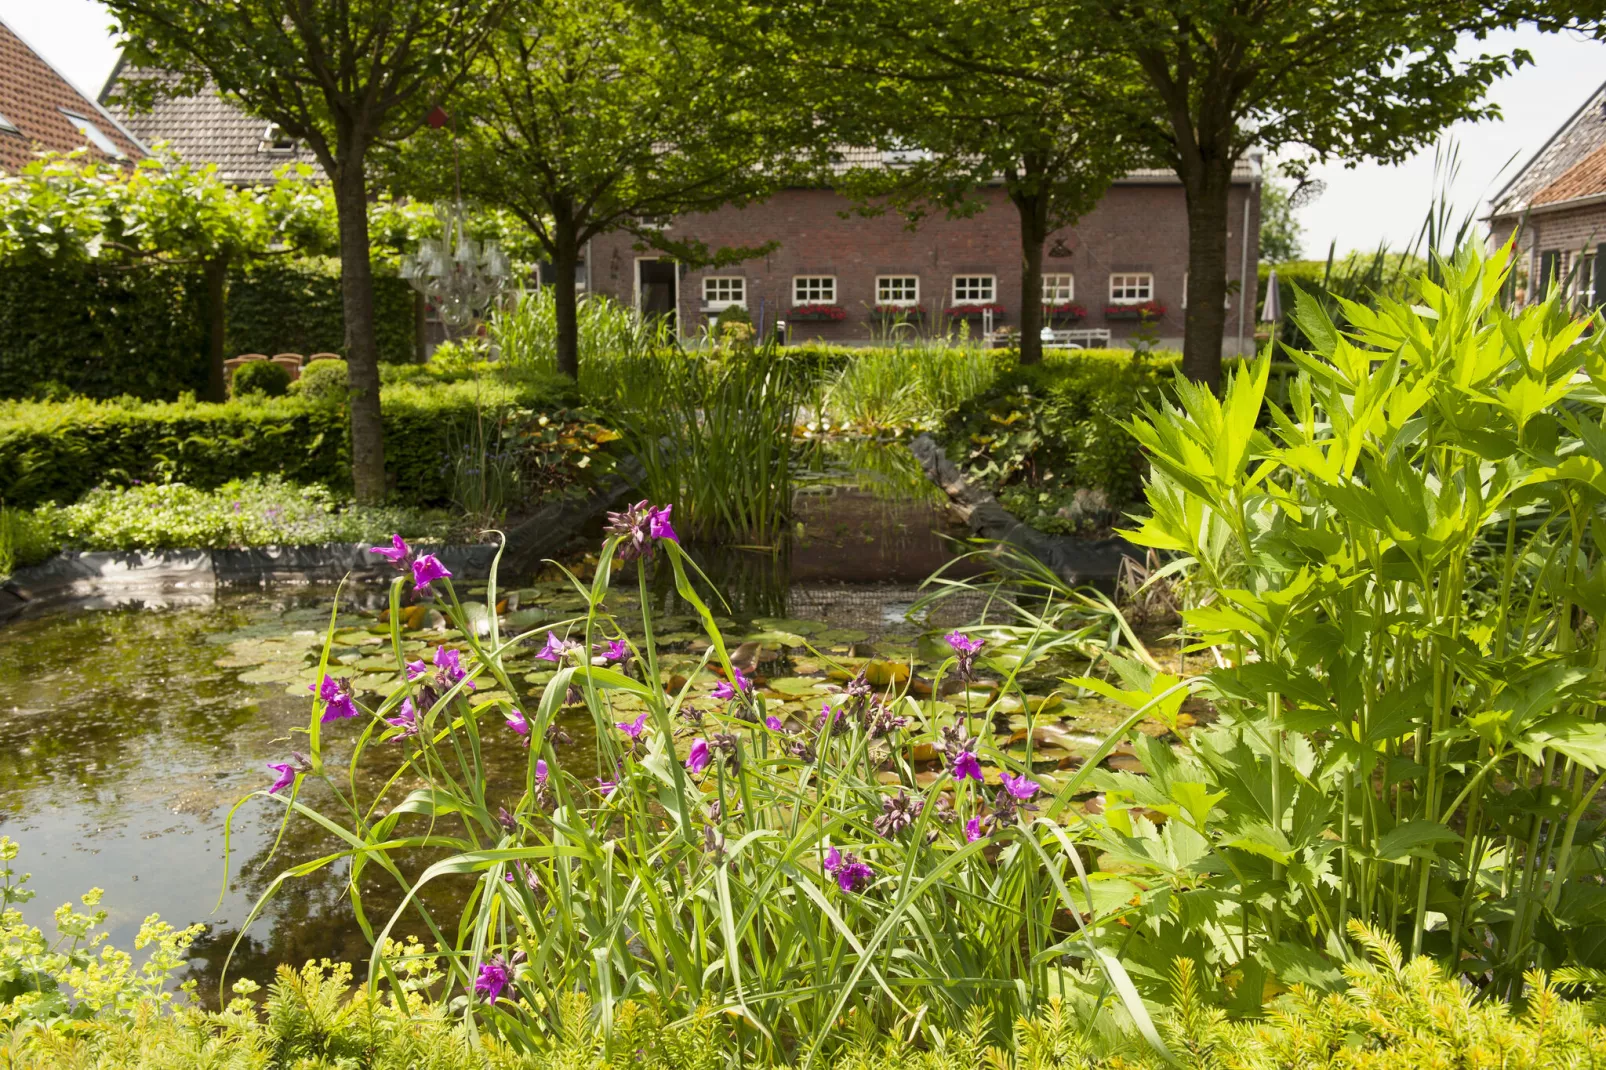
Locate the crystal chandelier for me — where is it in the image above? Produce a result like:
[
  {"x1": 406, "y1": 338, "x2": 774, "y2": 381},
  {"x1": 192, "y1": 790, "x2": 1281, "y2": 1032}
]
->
[{"x1": 400, "y1": 202, "x2": 510, "y2": 331}]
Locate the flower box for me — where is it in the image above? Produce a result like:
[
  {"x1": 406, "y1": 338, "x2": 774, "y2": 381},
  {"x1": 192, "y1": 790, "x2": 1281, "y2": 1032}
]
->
[
  {"x1": 1044, "y1": 303, "x2": 1088, "y2": 322},
  {"x1": 946, "y1": 303, "x2": 1005, "y2": 319},
  {"x1": 1104, "y1": 301, "x2": 1166, "y2": 321},
  {"x1": 786, "y1": 304, "x2": 847, "y2": 322}
]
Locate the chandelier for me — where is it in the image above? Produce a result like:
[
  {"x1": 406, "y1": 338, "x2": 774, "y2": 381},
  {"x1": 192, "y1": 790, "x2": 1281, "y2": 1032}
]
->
[{"x1": 400, "y1": 202, "x2": 511, "y2": 331}]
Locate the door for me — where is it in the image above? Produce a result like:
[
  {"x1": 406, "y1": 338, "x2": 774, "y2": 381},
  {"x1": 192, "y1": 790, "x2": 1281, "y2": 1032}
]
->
[{"x1": 636, "y1": 259, "x2": 677, "y2": 328}]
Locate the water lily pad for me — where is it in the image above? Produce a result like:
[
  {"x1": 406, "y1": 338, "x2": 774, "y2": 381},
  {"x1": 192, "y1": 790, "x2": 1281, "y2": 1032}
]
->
[
  {"x1": 355, "y1": 655, "x2": 401, "y2": 672},
  {"x1": 818, "y1": 627, "x2": 870, "y2": 643},
  {"x1": 767, "y1": 677, "x2": 827, "y2": 696},
  {"x1": 751, "y1": 617, "x2": 827, "y2": 636},
  {"x1": 743, "y1": 630, "x2": 811, "y2": 647}
]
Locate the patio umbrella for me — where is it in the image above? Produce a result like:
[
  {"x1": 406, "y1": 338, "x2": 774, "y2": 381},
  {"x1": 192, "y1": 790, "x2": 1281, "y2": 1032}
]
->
[{"x1": 1261, "y1": 269, "x2": 1282, "y2": 323}]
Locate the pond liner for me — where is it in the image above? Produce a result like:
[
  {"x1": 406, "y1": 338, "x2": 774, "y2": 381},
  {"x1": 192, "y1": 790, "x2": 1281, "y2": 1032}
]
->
[
  {"x1": 907, "y1": 433, "x2": 1137, "y2": 591},
  {"x1": 0, "y1": 458, "x2": 643, "y2": 624}
]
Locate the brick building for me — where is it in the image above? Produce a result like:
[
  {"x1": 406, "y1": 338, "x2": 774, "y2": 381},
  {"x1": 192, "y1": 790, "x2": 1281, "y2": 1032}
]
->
[
  {"x1": 1488, "y1": 78, "x2": 1606, "y2": 311},
  {"x1": 0, "y1": 16, "x2": 145, "y2": 173},
  {"x1": 587, "y1": 155, "x2": 1262, "y2": 354}
]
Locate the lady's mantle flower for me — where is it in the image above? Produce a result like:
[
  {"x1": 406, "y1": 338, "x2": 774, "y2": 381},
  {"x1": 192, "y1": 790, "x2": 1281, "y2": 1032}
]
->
[
  {"x1": 536, "y1": 632, "x2": 580, "y2": 663},
  {"x1": 616, "y1": 712, "x2": 649, "y2": 740},
  {"x1": 266, "y1": 753, "x2": 311, "y2": 795},
  {"x1": 385, "y1": 698, "x2": 420, "y2": 739},
  {"x1": 823, "y1": 847, "x2": 874, "y2": 893},
  {"x1": 686, "y1": 738, "x2": 711, "y2": 773},
  {"x1": 505, "y1": 708, "x2": 530, "y2": 737},
  {"x1": 368, "y1": 534, "x2": 412, "y2": 569},
  {"x1": 605, "y1": 500, "x2": 679, "y2": 561},
  {"x1": 951, "y1": 750, "x2": 983, "y2": 783},
  {"x1": 411, "y1": 554, "x2": 452, "y2": 595},
  {"x1": 873, "y1": 790, "x2": 924, "y2": 838},
  {"x1": 1000, "y1": 772, "x2": 1041, "y2": 802},
  {"x1": 946, "y1": 631, "x2": 985, "y2": 682},
  {"x1": 711, "y1": 667, "x2": 751, "y2": 702},
  {"x1": 311, "y1": 675, "x2": 358, "y2": 723},
  {"x1": 474, "y1": 951, "x2": 524, "y2": 1002}
]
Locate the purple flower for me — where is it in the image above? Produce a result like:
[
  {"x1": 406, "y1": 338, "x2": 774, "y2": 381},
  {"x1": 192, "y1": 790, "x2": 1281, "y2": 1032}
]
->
[
  {"x1": 434, "y1": 645, "x2": 472, "y2": 688},
  {"x1": 505, "y1": 708, "x2": 529, "y2": 737},
  {"x1": 385, "y1": 697, "x2": 420, "y2": 739},
  {"x1": 965, "y1": 816, "x2": 986, "y2": 843},
  {"x1": 405, "y1": 659, "x2": 429, "y2": 682},
  {"x1": 711, "y1": 667, "x2": 751, "y2": 702},
  {"x1": 951, "y1": 750, "x2": 983, "y2": 783},
  {"x1": 368, "y1": 534, "x2": 411, "y2": 567},
  {"x1": 823, "y1": 846, "x2": 874, "y2": 893},
  {"x1": 411, "y1": 554, "x2": 452, "y2": 594},
  {"x1": 536, "y1": 759, "x2": 549, "y2": 783},
  {"x1": 648, "y1": 504, "x2": 678, "y2": 543},
  {"x1": 595, "y1": 638, "x2": 630, "y2": 665},
  {"x1": 764, "y1": 715, "x2": 785, "y2": 732},
  {"x1": 266, "y1": 762, "x2": 297, "y2": 795},
  {"x1": 1000, "y1": 771, "x2": 1040, "y2": 801},
  {"x1": 946, "y1": 631, "x2": 985, "y2": 682},
  {"x1": 536, "y1": 632, "x2": 579, "y2": 663},
  {"x1": 475, "y1": 955, "x2": 515, "y2": 1002},
  {"x1": 311, "y1": 675, "x2": 358, "y2": 723},
  {"x1": 616, "y1": 712, "x2": 649, "y2": 739},
  {"x1": 686, "y1": 738, "x2": 711, "y2": 774},
  {"x1": 596, "y1": 775, "x2": 618, "y2": 794},
  {"x1": 605, "y1": 500, "x2": 679, "y2": 561}
]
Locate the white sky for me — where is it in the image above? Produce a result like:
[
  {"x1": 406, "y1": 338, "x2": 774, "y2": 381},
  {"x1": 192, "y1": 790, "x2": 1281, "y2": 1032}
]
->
[{"x1": 5, "y1": 1, "x2": 1605, "y2": 258}]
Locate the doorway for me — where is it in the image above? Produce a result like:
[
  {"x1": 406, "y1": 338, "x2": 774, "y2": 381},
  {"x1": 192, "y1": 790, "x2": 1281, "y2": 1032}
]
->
[{"x1": 636, "y1": 259, "x2": 678, "y2": 328}]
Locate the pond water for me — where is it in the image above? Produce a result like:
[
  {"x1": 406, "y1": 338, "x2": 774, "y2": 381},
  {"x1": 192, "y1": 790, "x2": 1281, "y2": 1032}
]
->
[{"x1": 0, "y1": 459, "x2": 997, "y2": 1005}]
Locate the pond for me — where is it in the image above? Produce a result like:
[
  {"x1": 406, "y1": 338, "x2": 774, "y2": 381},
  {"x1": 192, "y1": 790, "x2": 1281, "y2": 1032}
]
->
[{"x1": 0, "y1": 456, "x2": 1005, "y2": 1005}]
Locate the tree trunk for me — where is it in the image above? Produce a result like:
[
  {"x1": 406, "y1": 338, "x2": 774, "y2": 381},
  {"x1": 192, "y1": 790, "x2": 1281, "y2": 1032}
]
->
[
  {"x1": 552, "y1": 216, "x2": 581, "y2": 380},
  {"x1": 1178, "y1": 157, "x2": 1235, "y2": 390},
  {"x1": 203, "y1": 253, "x2": 228, "y2": 403},
  {"x1": 1013, "y1": 190, "x2": 1049, "y2": 366},
  {"x1": 332, "y1": 158, "x2": 387, "y2": 502}
]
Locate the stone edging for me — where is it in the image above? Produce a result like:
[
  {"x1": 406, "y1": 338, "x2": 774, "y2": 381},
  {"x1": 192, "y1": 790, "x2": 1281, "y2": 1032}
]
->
[
  {"x1": 907, "y1": 433, "x2": 1137, "y2": 589},
  {"x1": 0, "y1": 458, "x2": 642, "y2": 624}
]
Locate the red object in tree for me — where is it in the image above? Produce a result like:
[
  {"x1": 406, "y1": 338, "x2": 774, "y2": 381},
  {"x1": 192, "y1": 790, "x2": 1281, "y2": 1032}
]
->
[{"x1": 426, "y1": 105, "x2": 451, "y2": 129}]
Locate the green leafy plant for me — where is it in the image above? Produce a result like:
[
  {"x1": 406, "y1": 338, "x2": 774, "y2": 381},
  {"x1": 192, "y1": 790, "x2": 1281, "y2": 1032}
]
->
[
  {"x1": 229, "y1": 361, "x2": 292, "y2": 399},
  {"x1": 290, "y1": 359, "x2": 349, "y2": 404}
]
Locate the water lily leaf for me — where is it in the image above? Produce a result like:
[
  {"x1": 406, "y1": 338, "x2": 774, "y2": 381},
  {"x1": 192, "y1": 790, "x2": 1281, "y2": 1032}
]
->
[
  {"x1": 505, "y1": 609, "x2": 548, "y2": 631},
  {"x1": 864, "y1": 660, "x2": 910, "y2": 687},
  {"x1": 333, "y1": 628, "x2": 382, "y2": 647},
  {"x1": 818, "y1": 627, "x2": 870, "y2": 643},
  {"x1": 743, "y1": 630, "x2": 812, "y2": 647},
  {"x1": 752, "y1": 617, "x2": 826, "y2": 635},
  {"x1": 355, "y1": 655, "x2": 398, "y2": 671},
  {"x1": 767, "y1": 677, "x2": 827, "y2": 696}
]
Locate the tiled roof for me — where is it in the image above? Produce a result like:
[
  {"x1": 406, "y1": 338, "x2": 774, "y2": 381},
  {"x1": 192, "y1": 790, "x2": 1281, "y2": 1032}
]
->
[
  {"x1": 0, "y1": 17, "x2": 145, "y2": 173},
  {"x1": 103, "y1": 65, "x2": 319, "y2": 185},
  {"x1": 1491, "y1": 79, "x2": 1606, "y2": 217}
]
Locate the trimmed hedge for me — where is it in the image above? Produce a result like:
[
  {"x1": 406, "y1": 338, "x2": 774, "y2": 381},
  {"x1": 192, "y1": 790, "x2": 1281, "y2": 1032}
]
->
[
  {"x1": 0, "y1": 371, "x2": 579, "y2": 509},
  {"x1": 227, "y1": 259, "x2": 419, "y2": 365}
]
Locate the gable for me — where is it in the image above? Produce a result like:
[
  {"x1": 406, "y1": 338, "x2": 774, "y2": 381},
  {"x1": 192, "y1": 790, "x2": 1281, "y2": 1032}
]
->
[{"x1": 0, "y1": 18, "x2": 145, "y2": 173}]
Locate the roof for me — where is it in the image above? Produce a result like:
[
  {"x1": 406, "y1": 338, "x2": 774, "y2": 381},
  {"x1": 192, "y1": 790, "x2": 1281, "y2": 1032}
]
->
[
  {"x1": 1490, "y1": 78, "x2": 1606, "y2": 218},
  {"x1": 827, "y1": 145, "x2": 1258, "y2": 183},
  {"x1": 102, "y1": 62, "x2": 320, "y2": 184},
  {"x1": 0, "y1": 16, "x2": 146, "y2": 173}
]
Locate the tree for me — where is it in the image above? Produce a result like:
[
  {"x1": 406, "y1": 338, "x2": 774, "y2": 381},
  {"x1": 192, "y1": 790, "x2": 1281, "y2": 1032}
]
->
[
  {"x1": 106, "y1": 0, "x2": 509, "y2": 500},
  {"x1": 411, "y1": 0, "x2": 804, "y2": 379},
  {"x1": 1258, "y1": 178, "x2": 1307, "y2": 265}
]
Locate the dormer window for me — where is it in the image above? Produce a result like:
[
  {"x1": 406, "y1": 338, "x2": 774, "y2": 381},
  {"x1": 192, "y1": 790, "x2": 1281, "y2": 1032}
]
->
[
  {"x1": 0, "y1": 111, "x2": 18, "y2": 135},
  {"x1": 259, "y1": 124, "x2": 297, "y2": 153},
  {"x1": 60, "y1": 109, "x2": 125, "y2": 159}
]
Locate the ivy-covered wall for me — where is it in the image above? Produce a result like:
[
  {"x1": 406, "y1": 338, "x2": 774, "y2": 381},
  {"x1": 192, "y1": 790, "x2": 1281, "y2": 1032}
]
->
[{"x1": 0, "y1": 259, "x2": 419, "y2": 402}]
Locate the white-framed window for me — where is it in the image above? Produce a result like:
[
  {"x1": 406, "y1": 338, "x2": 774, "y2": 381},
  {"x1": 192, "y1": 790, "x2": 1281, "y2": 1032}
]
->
[
  {"x1": 952, "y1": 275, "x2": 996, "y2": 303},
  {"x1": 793, "y1": 276, "x2": 836, "y2": 305},
  {"x1": 1577, "y1": 252, "x2": 1598, "y2": 309},
  {"x1": 877, "y1": 275, "x2": 919, "y2": 306},
  {"x1": 1109, "y1": 273, "x2": 1154, "y2": 304},
  {"x1": 60, "y1": 109, "x2": 125, "y2": 159},
  {"x1": 259, "y1": 124, "x2": 297, "y2": 154},
  {"x1": 1042, "y1": 273, "x2": 1075, "y2": 304},
  {"x1": 702, "y1": 276, "x2": 746, "y2": 310}
]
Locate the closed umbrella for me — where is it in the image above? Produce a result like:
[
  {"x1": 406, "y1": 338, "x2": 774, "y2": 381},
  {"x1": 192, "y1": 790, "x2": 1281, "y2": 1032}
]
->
[{"x1": 1261, "y1": 269, "x2": 1282, "y2": 323}]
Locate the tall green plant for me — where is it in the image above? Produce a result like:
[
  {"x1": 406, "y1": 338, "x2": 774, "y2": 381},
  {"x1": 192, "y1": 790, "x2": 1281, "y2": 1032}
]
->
[{"x1": 1083, "y1": 240, "x2": 1606, "y2": 1001}]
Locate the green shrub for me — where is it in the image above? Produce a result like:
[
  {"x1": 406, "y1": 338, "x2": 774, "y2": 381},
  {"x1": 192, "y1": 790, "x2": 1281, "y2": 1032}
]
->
[
  {"x1": 289, "y1": 359, "x2": 348, "y2": 403},
  {"x1": 0, "y1": 371, "x2": 583, "y2": 509},
  {"x1": 942, "y1": 351, "x2": 1172, "y2": 525},
  {"x1": 229, "y1": 360, "x2": 291, "y2": 398},
  {"x1": 0, "y1": 503, "x2": 60, "y2": 579}
]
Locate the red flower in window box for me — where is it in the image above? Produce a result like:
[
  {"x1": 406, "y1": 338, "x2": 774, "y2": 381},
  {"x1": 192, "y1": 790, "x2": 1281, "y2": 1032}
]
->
[
  {"x1": 946, "y1": 303, "x2": 1005, "y2": 318},
  {"x1": 1044, "y1": 302, "x2": 1088, "y2": 321},
  {"x1": 872, "y1": 303, "x2": 925, "y2": 316},
  {"x1": 787, "y1": 303, "x2": 847, "y2": 322},
  {"x1": 1104, "y1": 300, "x2": 1166, "y2": 321}
]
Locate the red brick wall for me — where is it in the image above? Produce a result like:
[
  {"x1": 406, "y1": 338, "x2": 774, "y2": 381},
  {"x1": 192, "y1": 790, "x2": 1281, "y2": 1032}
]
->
[
  {"x1": 1491, "y1": 202, "x2": 1606, "y2": 306},
  {"x1": 588, "y1": 180, "x2": 1260, "y2": 353}
]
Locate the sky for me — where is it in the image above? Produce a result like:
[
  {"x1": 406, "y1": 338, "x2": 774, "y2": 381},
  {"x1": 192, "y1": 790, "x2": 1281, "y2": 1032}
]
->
[{"x1": 5, "y1": 0, "x2": 1605, "y2": 258}]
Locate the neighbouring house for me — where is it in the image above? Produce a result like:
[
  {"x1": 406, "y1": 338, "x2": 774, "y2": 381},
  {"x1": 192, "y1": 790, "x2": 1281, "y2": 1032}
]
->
[
  {"x1": 0, "y1": 16, "x2": 145, "y2": 173},
  {"x1": 99, "y1": 61, "x2": 320, "y2": 184},
  {"x1": 1488, "y1": 78, "x2": 1606, "y2": 313},
  {"x1": 587, "y1": 153, "x2": 1263, "y2": 354}
]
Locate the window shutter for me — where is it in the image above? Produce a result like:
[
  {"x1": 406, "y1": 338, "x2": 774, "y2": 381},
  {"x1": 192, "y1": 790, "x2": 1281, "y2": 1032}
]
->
[
  {"x1": 1595, "y1": 244, "x2": 1606, "y2": 310},
  {"x1": 1539, "y1": 250, "x2": 1561, "y2": 298}
]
